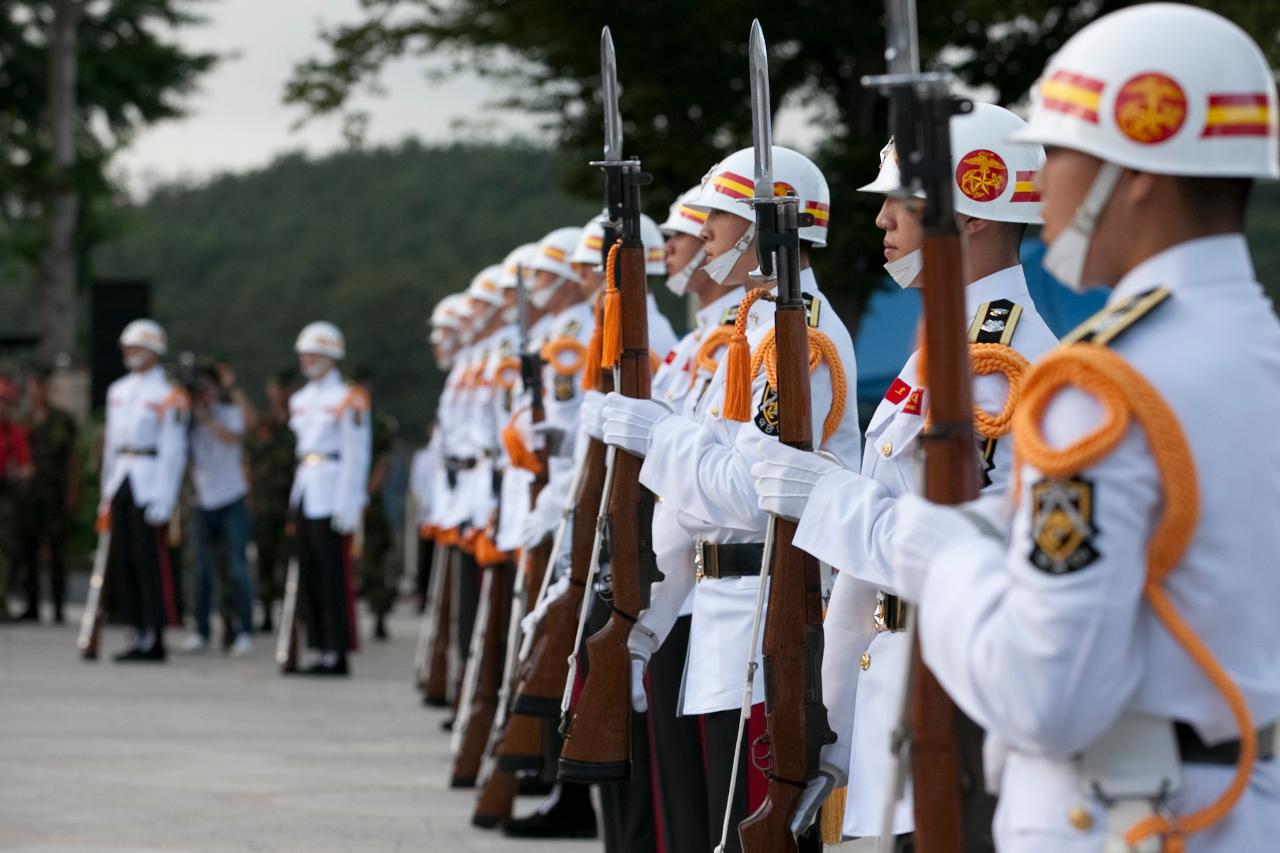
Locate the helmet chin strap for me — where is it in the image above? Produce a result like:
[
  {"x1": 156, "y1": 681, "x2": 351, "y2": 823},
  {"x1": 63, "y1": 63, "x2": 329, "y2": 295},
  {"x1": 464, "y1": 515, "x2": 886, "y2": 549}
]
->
[
  {"x1": 702, "y1": 222, "x2": 756, "y2": 285},
  {"x1": 665, "y1": 247, "x2": 707, "y2": 297},
  {"x1": 1043, "y1": 162, "x2": 1123, "y2": 294}
]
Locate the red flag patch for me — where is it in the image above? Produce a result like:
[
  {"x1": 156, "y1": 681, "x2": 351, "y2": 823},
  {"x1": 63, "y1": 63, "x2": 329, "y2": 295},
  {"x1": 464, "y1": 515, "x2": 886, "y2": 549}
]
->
[{"x1": 884, "y1": 377, "x2": 912, "y2": 405}]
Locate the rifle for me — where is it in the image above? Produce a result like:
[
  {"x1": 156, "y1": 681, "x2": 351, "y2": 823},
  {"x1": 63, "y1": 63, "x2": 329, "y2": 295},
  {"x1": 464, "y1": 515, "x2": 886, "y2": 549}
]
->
[
  {"x1": 864, "y1": 2, "x2": 994, "y2": 850},
  {"x1": 415, "y1": 539, "x2": 453, "y2": 705},
  {"x1": 450, "y1": 561, "x2": 509, "y2": 788},
  {"x1": 735, "y1": 22, "x2": 836, "y2": 853},
  {"x1": 275, "y1": 555, "x2": 301, "y2": 673},
  {"x1": 558, "y1": 26, "x2": 660, "y2": 785},
  {"x1": 77, "y1": 529, "x2": 112, "y2": 660}
]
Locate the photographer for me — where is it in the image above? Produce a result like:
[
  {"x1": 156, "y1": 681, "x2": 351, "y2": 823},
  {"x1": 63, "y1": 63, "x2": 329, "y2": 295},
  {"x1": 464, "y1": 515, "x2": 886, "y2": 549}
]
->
[{"x1": 182, "y1": 363, "x2": 255, "y2": 655}]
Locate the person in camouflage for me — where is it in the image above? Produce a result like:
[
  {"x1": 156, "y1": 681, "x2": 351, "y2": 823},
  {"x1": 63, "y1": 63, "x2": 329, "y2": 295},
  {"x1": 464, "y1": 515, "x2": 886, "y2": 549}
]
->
[
  {"x1": 245, "y1": 370, "x2": 296, "y2": 633},
  {"x1": 18, "y1": 369, "x2": 78, "y2": 624},
  {"x1": 353, "y1": 370, "x2": 398, "y2": 641}
]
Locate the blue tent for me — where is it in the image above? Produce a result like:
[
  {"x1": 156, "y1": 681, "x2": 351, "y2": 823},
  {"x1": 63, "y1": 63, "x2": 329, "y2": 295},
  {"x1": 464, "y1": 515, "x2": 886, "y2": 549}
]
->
[{"x1": 850, "y1": 238, "x2": 1107, "y2": 426}]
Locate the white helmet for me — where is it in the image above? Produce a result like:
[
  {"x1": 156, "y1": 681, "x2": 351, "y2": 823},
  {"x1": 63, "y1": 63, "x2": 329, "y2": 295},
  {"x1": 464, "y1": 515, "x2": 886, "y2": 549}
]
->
[
  {"x1": 430, "y1": 294, "x2": 469, "y2": 330},
  {"x1": 295, "y1": 321, "x2": 345, "y2": 359},
  {"x1": 660, "y1": 186, "x2": 709, "y2": 239},
  {"x1": 689, "y1": 146, "x2": 830, "y2": 246},
  {"x1": 467, "y1": 266, "x2": 505, "y2": 306},
  {"x1": 570, "y1": 214, "x2": 667, "y2": 275},
  {"x1": 498, "y1": 243, "x2": 538, "y2": 289},
  {"x1": 1011, "y1": 3, "x2": 1278, "y2": 179},
  {"x1": 529, "y1": 227, "x2": 584, "y2": 283},
  {"x1": 859, "y1": 103, "x2": 1044, "y2": 224},
  {"x1": 118, "y1": 319, "x2": 168, "y2": 356}
]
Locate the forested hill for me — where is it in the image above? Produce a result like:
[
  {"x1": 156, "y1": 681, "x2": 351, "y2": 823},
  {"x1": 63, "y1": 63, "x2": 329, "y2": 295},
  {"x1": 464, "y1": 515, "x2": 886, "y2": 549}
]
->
[{"x1": 94, "y1": 141, "x2": 603, "y2": 437}]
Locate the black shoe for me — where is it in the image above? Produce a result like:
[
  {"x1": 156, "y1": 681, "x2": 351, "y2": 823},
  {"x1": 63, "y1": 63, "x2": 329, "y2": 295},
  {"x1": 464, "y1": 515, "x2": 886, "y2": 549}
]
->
[
  {"x1": 114, "y1": 644, "x2": 167, "y2": 663},
  {"x1": 303, "y1": 658, "x2": 349, "y2": 677},
  {"x1": 259, "y1": 617, "x2": 273, "y2": 634},
  {"x1": 374, "y1": 616, "x2": 388, "y2": 641},
  {"x1": 501, "y1": 806, "x2": 598, "y2": 840},
  {"x1": 441, "y1": 717, "x2": 455, "y2": 732}
]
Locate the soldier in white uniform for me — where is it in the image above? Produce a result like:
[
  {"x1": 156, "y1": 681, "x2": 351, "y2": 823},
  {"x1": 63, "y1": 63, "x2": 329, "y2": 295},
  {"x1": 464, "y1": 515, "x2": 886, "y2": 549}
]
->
[
  {"x1": 748, "y1": 105, "x2": 1058, "y2": 844},
  {"x1": 601, "y1": 147, "x2": 860, "y2": 852},
  {"x1": 882, "y1": 6, "x2": 1280, "y2": 851},
  {"x1": 288, "y1": 321, "x2": 371, "y2": 676},
  {"x1": 100, "y1": 319, "x2": 188, "y2": 662}
]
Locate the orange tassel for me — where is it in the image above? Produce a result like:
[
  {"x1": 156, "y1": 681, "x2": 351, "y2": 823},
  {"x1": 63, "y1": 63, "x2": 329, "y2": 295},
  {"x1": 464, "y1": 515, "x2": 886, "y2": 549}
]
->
[
  {"x1": 721, "y1": 287, "x2": 769, "y2": 422},
  {"x1": 581, "y1": 290, "x2": 605, "y2": 391},
  {"x1": 601, "y1": 241, "x2": 623, "y2": 369}
]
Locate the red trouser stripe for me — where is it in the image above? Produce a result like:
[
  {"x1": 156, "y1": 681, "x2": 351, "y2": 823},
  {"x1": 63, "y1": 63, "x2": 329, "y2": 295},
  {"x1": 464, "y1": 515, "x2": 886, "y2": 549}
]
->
[
  {"x1": 154, "y1": 527, "x2": 179, "y2": 626},
  {"x1": 341, "y1": 534, "x2": 360, "y2": 652},
  {"x1": 746, "y1": 703, "x2": 768, "y2": 812}
]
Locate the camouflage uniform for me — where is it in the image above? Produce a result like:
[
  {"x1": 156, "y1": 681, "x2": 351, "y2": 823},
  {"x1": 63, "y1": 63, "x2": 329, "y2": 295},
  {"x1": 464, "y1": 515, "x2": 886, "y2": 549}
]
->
[
  {"x1": 245, "y1": 414, "x2": 295, "y2": 631},
  {"x1": 19, "y1": 407, "x2": 78, "y2": 621},
  {"x1": 360, "y1": 409, "x2": 398, "y2": 635}
]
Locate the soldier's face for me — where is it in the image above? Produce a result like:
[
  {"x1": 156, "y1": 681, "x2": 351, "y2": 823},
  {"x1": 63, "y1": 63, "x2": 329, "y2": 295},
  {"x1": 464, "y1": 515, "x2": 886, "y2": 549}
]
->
[
  {"x1": 875, "y1": 196, "x2": 923, "y2": 261},
  {"x1": 577, "y1": 264, "x2": 603, "y2": 299},
  {"x1": 665, "y1": 233, "x2": 701, "y2": 276},
  {"x1": 700, "y1": 210, "x2": 752, "y2": 260},
  {"x1": 121, "y1": 346, "x2": 156, "y2": 372},
  {"x1": 1039, "y1": 147, "x2": 1100, "y2": 249},
  {"x1": 298, "y1": 353, "x2": 333, "y2": 380}
]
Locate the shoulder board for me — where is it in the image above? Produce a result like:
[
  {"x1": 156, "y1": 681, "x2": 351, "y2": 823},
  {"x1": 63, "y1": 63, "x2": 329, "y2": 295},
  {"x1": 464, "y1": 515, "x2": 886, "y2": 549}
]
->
[
  {"x1": 500, "y1": 338, "x2": 514, "y2": 357},
  {"x1": 720, "y1": 304, "x2": 740, "y2": 326},
  {"x1": 801, "y1": 292, "x2": 821, "y2": 328},
  {"x1": 1061, "y1": 288, "x2": 1171, "y2": 348},
  {"x1": 968, "y1": 299, "x2": 1023, "y2": 345}
]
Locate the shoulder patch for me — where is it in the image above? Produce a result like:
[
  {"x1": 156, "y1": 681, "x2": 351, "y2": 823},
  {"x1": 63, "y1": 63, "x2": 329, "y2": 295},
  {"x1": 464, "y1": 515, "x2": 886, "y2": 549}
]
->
[
  {"x1": 500, "y1": 338, "x2": 514, "y2": 357},
  {"x1": 801, "y1": 292, "x2": 821, "y2": 328},
  {"x1": 553, "y1": 373, "x2": 575, "y2": 402},
  {"x1": 968, "y1": 299, "x2": 1022, "y2": 345},
  {"x1": 720, "y1": 305, "x2": 740, "y2": 326},
  {"x1": 753, "y1": 383, "x2": 780, "y2": 436},
  {"x1": 559, "y1": 318, "x2": 582, "y2": 339},
  {"x1": 1028, "y1": 476, "x2": 1101, "y2": 575},
  {"x1": 1061, "y1": 288, "x2": 1170, "y2": 347}
]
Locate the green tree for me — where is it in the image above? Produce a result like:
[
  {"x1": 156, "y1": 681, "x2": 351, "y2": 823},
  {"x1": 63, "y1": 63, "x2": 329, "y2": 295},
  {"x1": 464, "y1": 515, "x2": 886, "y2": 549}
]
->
[
  {"x1": 0, "y1": 1, "x2": 217, "y2": 352},
  {"x1": 285, "y1": 0, "x2": 1280, "y2": 326}
]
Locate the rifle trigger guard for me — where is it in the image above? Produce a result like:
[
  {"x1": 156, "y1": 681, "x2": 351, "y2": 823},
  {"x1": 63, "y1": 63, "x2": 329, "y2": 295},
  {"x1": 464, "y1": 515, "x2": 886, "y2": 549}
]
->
[{"x1": 750, "y1": 732, "x2": 773, "y2": 774}]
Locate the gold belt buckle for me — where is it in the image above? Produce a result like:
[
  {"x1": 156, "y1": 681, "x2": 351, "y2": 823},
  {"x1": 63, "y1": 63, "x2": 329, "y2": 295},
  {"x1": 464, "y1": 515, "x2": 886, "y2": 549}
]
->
[
  {"x1": 301, "y1": 452, "x2": 327, "y2": 466},
  {"x1": 694, "y1": 541, "x2": 706, "y2": 583}
]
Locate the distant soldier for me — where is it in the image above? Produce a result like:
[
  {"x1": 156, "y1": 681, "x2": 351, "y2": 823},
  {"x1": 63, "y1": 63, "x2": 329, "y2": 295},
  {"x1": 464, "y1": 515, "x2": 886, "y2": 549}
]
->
[
  {"x1": 246, "y1": 369, "x2": 297, "y2": 633},
  {"x1": 18, "y1": 368, "x2": 79, "y2": 624},
  {"x1": 288, "y1": 321, "x2": 371, "y2": 676},
  {"x1": 100, "y1": 319, "x2": 188, "y2": 661}
]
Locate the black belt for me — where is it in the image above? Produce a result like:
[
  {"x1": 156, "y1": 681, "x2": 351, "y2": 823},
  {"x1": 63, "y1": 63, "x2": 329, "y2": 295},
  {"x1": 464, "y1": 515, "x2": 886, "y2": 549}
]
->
[
  {"x1": 1176, "y1": 722, "x2": 1276, "y2": 766},
  {"x1": 117, "y1": 446, "x2": 157, "y2": 457},
  {"x1": 447, "y1": 456, "x2": 478, "y2": 471},
  {"x1": 694, "y1": 542, "x2": 765, "y2": 582}
]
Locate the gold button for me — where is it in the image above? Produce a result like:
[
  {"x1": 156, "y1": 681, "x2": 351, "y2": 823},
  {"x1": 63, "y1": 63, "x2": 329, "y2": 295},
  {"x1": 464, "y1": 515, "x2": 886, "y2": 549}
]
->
[
  {"x1": 860, "y1": 653, "x2": 871, "y2": 671},
  {"x1": 711, "y1": 407, "x2": 720, "y2": 417},
  {"x1": 881, "y1": 442, "x2": 892, "y2": 458},
  {"x1": 1067, "y1": 806, "x2": 1094, "y2": 832}
]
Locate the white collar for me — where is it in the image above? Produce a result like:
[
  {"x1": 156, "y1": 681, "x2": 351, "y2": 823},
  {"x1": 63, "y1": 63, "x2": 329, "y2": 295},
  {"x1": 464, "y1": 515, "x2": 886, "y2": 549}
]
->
[
  {"x1": 1111, "y1": 234, "x2": 1254, "y2": 305},
  {"x1": 695, "y1": 286, "x2": 746, "y2": 329},
  {"x1": 964, "y1": 264, "x2": 1031, "y2": 319}
]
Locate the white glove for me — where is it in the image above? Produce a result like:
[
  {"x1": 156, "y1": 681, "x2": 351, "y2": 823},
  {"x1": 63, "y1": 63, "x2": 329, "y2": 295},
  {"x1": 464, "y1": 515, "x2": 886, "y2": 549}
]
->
[
  {"x1": 143, "y1": 502, "x2": 171, "y2": 527},
  {"x1": 579, "y1": 389, "x2": 606, "y2": 441},
  {"x1": 630, "y1": 655, "x2": 648, "y2": 713},
  {"x1": 890, "y1": 494, "x2": 993, "y2": 602},
  {"x1": 601, "y1": 392, "x2": 672, "y2": 458},
  {"x1": 750, "y1": 438, "x2": 842, "y2": 522},
  {"x1": 519, "y1": 487, "x2": 561, "y2": 550},
  {"x1": 331, "y1": 509, "x2": 359, "y2": 535},
  {"x1": 520, "y1": 608, "x2": 542, "y2": 638},
  {"x1": 788, "y1": 765, "x2": 843, "y2": 837}
]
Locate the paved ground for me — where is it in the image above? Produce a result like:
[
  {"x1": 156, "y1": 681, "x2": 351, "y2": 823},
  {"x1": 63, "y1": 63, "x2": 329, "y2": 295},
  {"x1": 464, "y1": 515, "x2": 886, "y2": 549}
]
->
[
  {"x1": 0, "y1": 606, "x2": 596, "y2": 853},
  {"x1": 0, "y1": 604, "x2": 877, "y2": 852}
]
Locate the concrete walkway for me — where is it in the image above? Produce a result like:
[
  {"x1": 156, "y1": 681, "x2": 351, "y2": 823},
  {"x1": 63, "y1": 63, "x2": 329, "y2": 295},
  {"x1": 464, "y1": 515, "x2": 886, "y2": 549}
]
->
[{"x1": 0, "y1": 608, "x2": 595, "y2": 853}]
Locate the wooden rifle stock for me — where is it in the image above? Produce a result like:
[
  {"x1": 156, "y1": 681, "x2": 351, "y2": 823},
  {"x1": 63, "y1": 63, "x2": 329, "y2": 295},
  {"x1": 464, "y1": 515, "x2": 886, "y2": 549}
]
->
[
  {"x1": 558, "y1": 243, "x2": 655, "y2": 784},
  {"x1": 739, "y1": 260, "x2": 834, "y2": 851},
  {"x1": 511, "y1": 434, "x2": 608, "y2": 716},
  {"x1": 275, "y1": 555, "x2": 301, "y2": 673},
  {"x1": 450, "y1": 562, "x2": 510, "y2": 787},
  {"x1": 421, "y1": 547, "x2": 454, "y2": 704},
  {"x1": 77, "y1": 531, "x2": 112, "y2": 660}
]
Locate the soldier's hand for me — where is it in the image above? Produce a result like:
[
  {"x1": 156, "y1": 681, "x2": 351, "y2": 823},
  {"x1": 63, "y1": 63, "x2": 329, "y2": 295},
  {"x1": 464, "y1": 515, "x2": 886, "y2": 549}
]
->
[
  {"x1": 890, "y1": 495, "x2": 1002, "y2": 602},
  {"x1": 629, "y1": 655, "x2": 648, "y2": 713},
  {"x1": 600, "y1": 392, "x2": 672, "y2": 458},
  {"x1": 750, "y1": 438, "x2": 841, "y2": 522}
]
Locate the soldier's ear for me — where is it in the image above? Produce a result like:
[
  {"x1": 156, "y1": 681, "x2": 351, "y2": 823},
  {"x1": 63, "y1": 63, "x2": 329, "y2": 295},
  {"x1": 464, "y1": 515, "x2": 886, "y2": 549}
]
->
[{"x1": 959, "y1": 215, "x2": 990, "y2": 237}]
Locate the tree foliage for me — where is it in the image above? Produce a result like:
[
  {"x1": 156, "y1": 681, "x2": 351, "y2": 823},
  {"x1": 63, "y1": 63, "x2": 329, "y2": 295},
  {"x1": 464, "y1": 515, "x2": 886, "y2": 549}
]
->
[
  {"x1": 285, "y1": 0, "x2": 1280, "y2": 324},
  {"x1": 92, "y1": 141, "x2": 602, "y2": 433},
  {"x1": 0, "y1": 1, "x2": 217, "y2": 266}
]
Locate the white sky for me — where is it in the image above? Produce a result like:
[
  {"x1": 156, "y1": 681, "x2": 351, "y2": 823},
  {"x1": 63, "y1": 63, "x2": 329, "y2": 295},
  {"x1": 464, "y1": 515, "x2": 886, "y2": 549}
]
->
[{"x1": 114, "y1": 0, "x2": 823, "y2": 195}]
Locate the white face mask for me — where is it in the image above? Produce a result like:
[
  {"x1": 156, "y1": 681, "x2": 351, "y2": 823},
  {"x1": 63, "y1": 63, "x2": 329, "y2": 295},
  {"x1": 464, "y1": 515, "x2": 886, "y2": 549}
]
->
[
  {"x1": 529, "y1": 280, "x2": 559, "y2": 309},
  {"x1": 1043, "y1": 162, "x2": 1123, "y2": 294},
  {"x1": 701, "y1": 222, "x2": 756, "y2": 286},
  {"x1": 884, "y1": 249, "x2": 923, "y2": 289},
  {"x1": 301, "y1": 360, "x2": 331, "y2": 381},
  {"x1": 664, "y1": 247, "x2": 706, "y2": 297},
  {"x1": 123, "y1": 351, "x2": 152, "y2": 371}
]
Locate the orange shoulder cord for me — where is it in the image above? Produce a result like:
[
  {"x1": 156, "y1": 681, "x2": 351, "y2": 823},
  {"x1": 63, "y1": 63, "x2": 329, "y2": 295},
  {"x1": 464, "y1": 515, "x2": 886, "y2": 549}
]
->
[
  {"x1": 474, "y1": 531, "x2": 509, "y2": 567},
  {"x1": 747, "y1": 327, "x2": 848, "y2": 444},
  {"x1": 688, "y1": 325, "x2": 735, "y2": 389},
  {"x1": 601, "y1": 240, "x2": 623, "y2": 369},
  {"x1": 1013, "y1": 345, "x2": 1251, "y2": 853},
  {"x1": 336, "y1": 385, "x2": 370, "y2": 419},
  {"x1": 722, "y1": 287, "x2": 771, "y2": 421},
  {"x1": 540, "y1": 338, "x2": 587, "y2": 377},
  {"x1": 494, "y1": 356, "x2": 522, "y2": 392},
  {"x1": 969, "y1": 342, "x2": 1032, "y2": 439},
  {"x1": 501, "y1": 406, "x2": 544, "y2": 475},
  {"x1": 581, "y1": 289, "x2": 606, "y2": 391}
]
